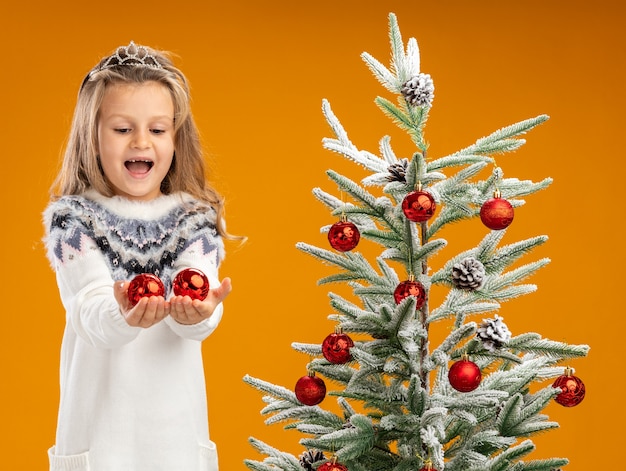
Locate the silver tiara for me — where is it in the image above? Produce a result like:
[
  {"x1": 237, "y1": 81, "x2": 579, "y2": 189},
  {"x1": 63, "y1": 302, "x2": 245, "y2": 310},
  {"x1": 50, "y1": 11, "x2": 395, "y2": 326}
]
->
[{"x1": 89, "y1": 41, "x2": 163, "y2": 77}]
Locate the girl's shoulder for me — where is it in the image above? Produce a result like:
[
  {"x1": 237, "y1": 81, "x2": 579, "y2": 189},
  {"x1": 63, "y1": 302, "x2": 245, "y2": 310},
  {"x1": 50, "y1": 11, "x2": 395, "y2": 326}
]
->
[{"x1": 43, "y1": 193, "x2": 94, "y2": 231}]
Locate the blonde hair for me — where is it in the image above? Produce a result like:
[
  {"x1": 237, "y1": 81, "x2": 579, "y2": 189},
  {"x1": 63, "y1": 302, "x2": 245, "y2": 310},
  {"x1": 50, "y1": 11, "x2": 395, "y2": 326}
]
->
[{"x1": 51, "y1": 43, "x2": 233, "y2": 239}]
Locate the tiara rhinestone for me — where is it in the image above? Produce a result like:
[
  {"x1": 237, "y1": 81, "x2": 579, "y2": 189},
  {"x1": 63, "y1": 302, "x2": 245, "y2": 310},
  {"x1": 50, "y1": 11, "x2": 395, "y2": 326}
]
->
[{"x1": 89, "y1": 41, "x2": 163, "y2": 77}]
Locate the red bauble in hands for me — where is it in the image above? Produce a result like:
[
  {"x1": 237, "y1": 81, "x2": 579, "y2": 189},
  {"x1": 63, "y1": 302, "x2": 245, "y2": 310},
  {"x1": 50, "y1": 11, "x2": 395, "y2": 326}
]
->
[
  {"x1": 480, "y1": 192, "x2": 514, "y2": 230},
  {"x1": 318, "y1": 462, "x2": 349, "y2": 471},
  {"x1": 394, "y1": 279, "x2": 426, "y2": 310},
  {"x1": 402, "y1": 190, "x2": 436, "y2": 222},
  {"x1": 553, "y1": 368, "x2": 586, "y2": 407},
  {"x1": 295, "y1": 373, "x2": 326, "y2": 406},
  {"x1": 127, "y1": 273, "x2": 165, "y2": 307},
  {"x1": 449, "y1": 356, "x2": 482, "y2": 392},
  {"x1": 328, "y1": 220, "x2": 360, "y2": 252},
  {"x1": 173, "y1": 268, "x2": 209, "y2": 300},
  {"x1": 322, "y1": 331, "x2": 354, "y2": 364}
]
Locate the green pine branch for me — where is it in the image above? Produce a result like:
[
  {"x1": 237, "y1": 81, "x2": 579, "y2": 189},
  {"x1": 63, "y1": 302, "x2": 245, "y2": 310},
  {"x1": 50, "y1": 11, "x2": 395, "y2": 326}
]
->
[
  {"x1": 517, "y1": 458, "x2": 569, "y2": 470},
  {"x1": 507, "y1": 333, "x2": 590, "y2": 360},
  {"x1": 450, "y1": 115, "x2": 549, "y2": 158},
  {"x1": 301, "y1": 415, "x2": 377, "y2": 461},
  {"x1": 244, "y1": 438, "x2": 301, "y2": 471}
]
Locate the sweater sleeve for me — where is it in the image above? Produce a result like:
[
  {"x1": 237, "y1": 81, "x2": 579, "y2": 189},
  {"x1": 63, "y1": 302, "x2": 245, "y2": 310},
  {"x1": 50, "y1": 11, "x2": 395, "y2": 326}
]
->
[
  {"x1": 164, "y1": 215, "x2": 226, "y2": 341},
  {"x1": 44, "y1": 202, "x2": 141, "y2": 349}
]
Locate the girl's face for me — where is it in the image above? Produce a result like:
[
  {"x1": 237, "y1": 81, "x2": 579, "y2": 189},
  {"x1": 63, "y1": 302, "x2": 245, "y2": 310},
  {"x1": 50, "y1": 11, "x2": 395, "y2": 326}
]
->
[{"x1": 97, "y1": 81, "x2": 175, "y2": 201}]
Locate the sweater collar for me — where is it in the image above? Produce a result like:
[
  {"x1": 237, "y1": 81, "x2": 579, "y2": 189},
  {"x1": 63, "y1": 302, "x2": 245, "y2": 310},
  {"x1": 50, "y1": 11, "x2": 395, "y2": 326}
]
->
[{"x1": 82, "y1": 189, "x2": 194, "y2": 221}]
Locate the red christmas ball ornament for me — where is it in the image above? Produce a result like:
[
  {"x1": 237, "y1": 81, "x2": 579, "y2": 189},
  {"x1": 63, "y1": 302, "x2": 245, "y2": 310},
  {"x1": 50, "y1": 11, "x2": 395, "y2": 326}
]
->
[
  {"x1": 394, "y1": 277, "x2": 426, "y2": 310},
  {"x1": 480, "y1": 190, "x2": 514, "y2": 230},
  {"x1": 402, "y1": 189, "x2": 436, "y2": 222},
  {"x1": 419, "y1": 460, "x2": 437, "y2": 471},
  {"x1": 328, "y1": 220, "x2": 360, "y2": 252},
  {"x1": 295, "y1": 373, "x2": 326, "y2": 406},
  {"x1": 127, "y1": 273, "x2": 165, "y2": 307},
  {"x1": 553, "y1": 367, "x2": 586, "y2": 407},
  {"x1": 448, "y1": 355, "x2": 482, "y2": 392},
  {"x1": 322, "y1": 330, "x2": 354, "y2": 364},
  {"x1": 318, "y1": 462, "x2": 349, "y2": 471},
  {"x1": 173, "y1": 268, "x2": 210, "y2": 300}
]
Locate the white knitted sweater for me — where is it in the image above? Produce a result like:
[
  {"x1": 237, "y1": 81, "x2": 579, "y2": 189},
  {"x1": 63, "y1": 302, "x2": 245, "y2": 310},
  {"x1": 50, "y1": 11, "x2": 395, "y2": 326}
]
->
[{"x1": 43, "y1": 190, "x2": 224, "y2": 471}]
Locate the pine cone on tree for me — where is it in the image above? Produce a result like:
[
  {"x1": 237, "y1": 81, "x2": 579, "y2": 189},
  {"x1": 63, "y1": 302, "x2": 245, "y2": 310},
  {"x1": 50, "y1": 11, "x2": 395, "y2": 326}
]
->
[
  {"x1": 401, "y1": 73, "x2": 435, "y2": 107},
  {"x1": 299, "y1": 450, "x2": 325, "y2": 470},
  {"x1": 386, "y1": 158, "x2": 409, "y2": 182},
  {"x1": 451, "y1": 257, "x2": 485, "y2": 290},
  {"x1": 477, "y1": 315, "x2": 512, "y2": 351}
]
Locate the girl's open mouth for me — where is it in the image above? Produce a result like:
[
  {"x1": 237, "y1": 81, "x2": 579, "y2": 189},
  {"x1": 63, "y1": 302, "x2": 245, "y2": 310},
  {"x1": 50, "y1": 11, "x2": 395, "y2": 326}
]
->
[{"x1": 125, "y1": 159, "x2": 154, "y2": 175}]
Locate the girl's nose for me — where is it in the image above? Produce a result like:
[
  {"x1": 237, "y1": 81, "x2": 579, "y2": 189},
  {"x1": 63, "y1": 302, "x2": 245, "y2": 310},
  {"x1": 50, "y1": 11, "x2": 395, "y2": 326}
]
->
[{"x1": 132, "y1": 130, "x2": 151, "y2": 149}]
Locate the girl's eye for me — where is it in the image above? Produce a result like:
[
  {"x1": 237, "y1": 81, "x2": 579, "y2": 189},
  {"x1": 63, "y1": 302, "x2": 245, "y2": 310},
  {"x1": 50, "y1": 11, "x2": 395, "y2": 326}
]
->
[
  {"x1": 115, "y1": 128, "x2": 131, "y2": 133},
  {"x1": 151, "y1": 129, "x2": 166, "y2": 134}
]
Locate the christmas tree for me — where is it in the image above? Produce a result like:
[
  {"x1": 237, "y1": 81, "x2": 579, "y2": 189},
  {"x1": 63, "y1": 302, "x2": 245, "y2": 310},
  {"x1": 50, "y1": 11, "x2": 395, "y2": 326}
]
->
[{"x1": 244, "y1": 13, "x2": 589, "y2": 471}]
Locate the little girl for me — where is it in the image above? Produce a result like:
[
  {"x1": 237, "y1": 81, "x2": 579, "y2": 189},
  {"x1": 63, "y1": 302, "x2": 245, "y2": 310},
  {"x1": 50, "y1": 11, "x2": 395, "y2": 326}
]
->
[{"x1": 44, "y1": 42, "x2": 232, "y2": 471}]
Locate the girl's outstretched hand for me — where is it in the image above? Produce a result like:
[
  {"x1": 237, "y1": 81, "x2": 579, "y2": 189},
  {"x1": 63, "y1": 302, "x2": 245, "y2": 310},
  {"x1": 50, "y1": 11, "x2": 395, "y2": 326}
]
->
[
  {"x1": 114, "y1": 281, "x2": 169, "y2": 328},
  {"x1": 169, "y1": 277, "x2": 232, "y2": 325}
]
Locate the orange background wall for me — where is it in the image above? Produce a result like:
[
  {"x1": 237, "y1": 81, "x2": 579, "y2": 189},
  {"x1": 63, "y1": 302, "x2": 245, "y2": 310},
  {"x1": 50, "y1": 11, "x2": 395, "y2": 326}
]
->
[{"x1": 1, "y1": 1, "x2": 623, "y2": 469}]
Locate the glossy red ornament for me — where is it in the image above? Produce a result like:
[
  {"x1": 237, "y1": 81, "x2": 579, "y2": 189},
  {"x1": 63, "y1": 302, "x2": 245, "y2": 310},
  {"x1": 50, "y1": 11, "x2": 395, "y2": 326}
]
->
[
  {"x1": 127, "y1": 273, "x2": 165, "y2": 307},
  {"x1": 480, "y1": 194, "x2": 514, "y2": 230},
  {"x1": 419, "y1": 461, "x2": 437, "y2": 471},
  {"x1": 553, "y1": 368, "x2": 586, "y2": 407},
  {"x1": 448, "y1": 356, "x2": 482, "y2": 392},
  {"x1": 173, "y1": 268, "x2": 210, "y2": 300},
  {"x1": 394, "y1": 279, "x2": 426, "y2": 310},
  {"x1": 318, "y1": 463, "x2": 349, "y2": 471},
  {"x1": 322, "y1": 331, "x2": 354, "y2": 364},
  {"x1": 328, "y1": 220, "x2": 360, "y2": 252},
  {"x1": 402, "y1": 190, "x2": 436, "y2": 222},
  {"x1": 295, "y1": 373, "x2": 326, "y2": 406}
]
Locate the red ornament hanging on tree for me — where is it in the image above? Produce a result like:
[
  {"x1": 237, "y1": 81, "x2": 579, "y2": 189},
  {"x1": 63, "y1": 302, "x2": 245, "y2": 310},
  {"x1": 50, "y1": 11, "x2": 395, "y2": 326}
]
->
[
  {"x1": 553, "y1": 367, "x2": 586, "y2": 407},
  {"x1": 394, "y1": 275, "x2": 426, "y2": 310},
  {"x1": 328, "y1": 218, "x2": 360, "y2": 252},
  {"x1": 419, "y1": 459, "x2": 437, "y2": 471},
  {"x1": 480, "y1": 189, "x2": 514, "y2": 230},
  {"x1": 448, "y1": 354, "x2": 482, "y2": 392},
  {"x1": 318, "y1": 461, "x2": 349, "y2": 471},
  {"x1": 173, "y1": 268, "x2": 210, "y2": 300},
  {"x1": 402, "y1": 186, "x2": 436, "y2": 222},
  {"x1": 295, "y1": 372, "x2": 326, "y2": 406},
  {"x1": 127, "y1": 273, "x2": 165, "y2": 307},
  {"x1": 322, "y1": 328, "x2": 354, "y2": 364}
]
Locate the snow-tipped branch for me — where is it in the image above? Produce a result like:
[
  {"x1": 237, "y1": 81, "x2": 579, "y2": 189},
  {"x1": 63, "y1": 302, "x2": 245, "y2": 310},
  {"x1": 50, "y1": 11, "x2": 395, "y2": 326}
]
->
[
  {"x1": 296, "y1": 242, "x2": 382, "y2": 285},
  {"x1": 375, "y1": 96, "x2": 429, "y2": 150},
  {"x1": 451, "y1": 115, "x2": 549, "y2": 158},
  {"x1": 483, "y1": 236, "x2": 548, "y2": 274},
  {"x1": 301, "y1": 414, "x2": 378, "y2": 461},
  {"x1": 322, "y1": 99, "x2": 389, "y2": 173},
  {"x1": 244, "y1": 438, "x2": 302, "y2": 471},
  {"x1": 507, "y1": 333, "x2": 590, "y2": 360}
]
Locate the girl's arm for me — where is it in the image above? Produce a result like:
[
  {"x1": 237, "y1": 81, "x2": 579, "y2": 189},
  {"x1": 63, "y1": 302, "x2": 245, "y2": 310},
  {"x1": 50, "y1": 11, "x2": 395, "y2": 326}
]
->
[{"x1": 52, "y1": 240, "x2": 144, "y2": 349}]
